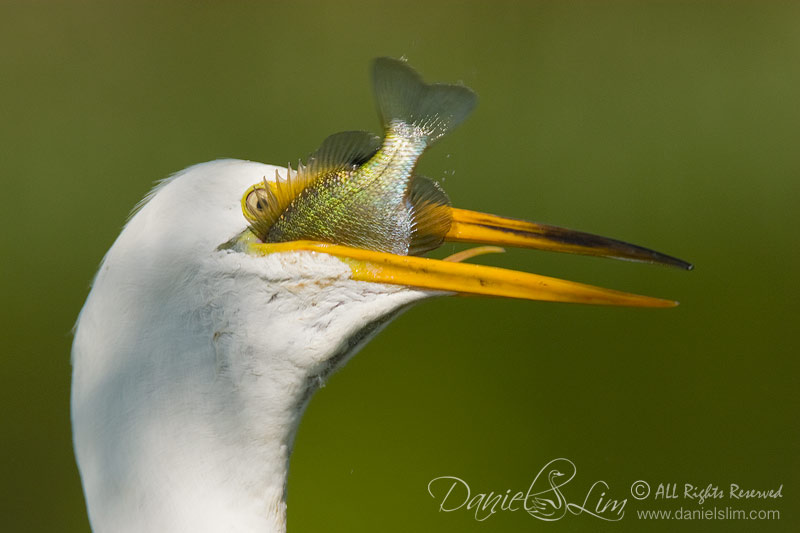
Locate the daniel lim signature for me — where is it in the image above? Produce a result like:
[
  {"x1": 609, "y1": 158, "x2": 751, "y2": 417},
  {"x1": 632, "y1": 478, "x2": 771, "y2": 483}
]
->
[{"x1": 427, "y1": 458, "x2": 626, "y2": 522}]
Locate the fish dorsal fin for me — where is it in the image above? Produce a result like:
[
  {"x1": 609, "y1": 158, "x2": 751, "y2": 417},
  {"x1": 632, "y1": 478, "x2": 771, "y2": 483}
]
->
[
  {"x1": 407, "y1": 176, "x2": 452, "y2": 255},
  {"x1": 243, "y1": 131, "x2": 380, "y2": 240},
  {"x1": 373, "y1": 57, "x2": 477, "y2": 144},
  {"x1": 305, "y1": 130, "x2": 381, "y2": 177}
]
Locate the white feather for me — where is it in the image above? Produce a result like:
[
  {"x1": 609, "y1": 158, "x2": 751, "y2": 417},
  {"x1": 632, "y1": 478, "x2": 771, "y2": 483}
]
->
[{"x1": 72, "y1": 160, "x2": 432, "y2": 532}]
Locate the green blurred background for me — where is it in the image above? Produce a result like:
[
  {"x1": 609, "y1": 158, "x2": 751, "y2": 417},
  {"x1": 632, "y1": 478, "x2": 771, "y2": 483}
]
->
[{"x1": 1, "y1": 1, "x2": 797, "y2": 531}]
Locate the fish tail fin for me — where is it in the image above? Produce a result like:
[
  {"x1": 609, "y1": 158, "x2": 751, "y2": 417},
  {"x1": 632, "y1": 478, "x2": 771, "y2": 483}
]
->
[{"x1": 373, "y1": 57, "x2": 477, "y2": 144}]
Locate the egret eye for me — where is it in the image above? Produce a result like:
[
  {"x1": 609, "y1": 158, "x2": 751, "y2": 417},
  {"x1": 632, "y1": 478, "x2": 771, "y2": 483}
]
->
[{"x1": 244, "y1": 188, "x2": 271, "y2": 217}]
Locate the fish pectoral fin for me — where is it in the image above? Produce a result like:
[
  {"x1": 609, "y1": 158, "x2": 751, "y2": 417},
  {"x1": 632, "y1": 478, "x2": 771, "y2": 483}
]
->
[{"x1": 407, "y1": 176, "x2": 453, "y2": 255}]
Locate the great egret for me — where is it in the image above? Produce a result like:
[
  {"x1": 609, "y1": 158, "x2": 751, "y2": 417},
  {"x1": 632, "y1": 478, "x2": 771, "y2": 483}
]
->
[{"x1": 72, "y1": 58, "x2": 689, "y2": 533}]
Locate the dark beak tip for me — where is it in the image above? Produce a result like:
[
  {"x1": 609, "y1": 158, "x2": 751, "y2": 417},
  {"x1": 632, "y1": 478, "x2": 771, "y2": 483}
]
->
[
  {"x1": 657, "y1": 255, "x2": 693, "y2": 271},
  {"x1": 672, "y1": 258, "x2": 694, "y2": 271}
]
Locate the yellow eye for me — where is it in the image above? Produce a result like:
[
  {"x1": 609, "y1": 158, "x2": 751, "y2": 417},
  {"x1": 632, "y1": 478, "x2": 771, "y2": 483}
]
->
[
  {"x1": 241, "y1": 185, "x2": 273, "y2": 223},
  {"x1": 247, "y1": 189, "x2": 269, "y2": 212}
]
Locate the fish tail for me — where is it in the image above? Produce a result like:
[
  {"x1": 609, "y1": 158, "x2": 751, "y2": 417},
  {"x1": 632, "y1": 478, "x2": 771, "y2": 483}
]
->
[{"x1": 372, "y1": 57, "x2": 477, "y2": 144}]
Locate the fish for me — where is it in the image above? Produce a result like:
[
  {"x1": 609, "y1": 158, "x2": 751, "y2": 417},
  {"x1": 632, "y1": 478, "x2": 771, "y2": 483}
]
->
[{"x1": 242, "y1": 57, "x2": 477, "y2": 255}]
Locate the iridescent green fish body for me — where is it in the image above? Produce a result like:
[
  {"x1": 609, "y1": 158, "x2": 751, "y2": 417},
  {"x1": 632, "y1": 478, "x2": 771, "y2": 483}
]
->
[{"x1": 244, "y1": 58, "x2": 477, "y2": 255}]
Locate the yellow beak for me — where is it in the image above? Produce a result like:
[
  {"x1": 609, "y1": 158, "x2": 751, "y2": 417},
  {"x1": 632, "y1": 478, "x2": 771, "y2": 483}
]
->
[
  {"x1": 249, "y1": 208, "x2": 690, "y2": 307},
  {"x1": 446, "y1": 209, "x2": 692, "y2": 270}
]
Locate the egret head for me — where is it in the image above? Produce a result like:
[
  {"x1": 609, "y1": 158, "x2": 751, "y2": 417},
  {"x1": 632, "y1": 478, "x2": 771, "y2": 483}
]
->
[{"x1": 71, "y1": 157, "x2": 687, "y2": 533}]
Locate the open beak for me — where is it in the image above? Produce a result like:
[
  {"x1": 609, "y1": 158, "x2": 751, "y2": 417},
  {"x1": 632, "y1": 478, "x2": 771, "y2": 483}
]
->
[{"x1": 249, "y1": 208, "x2": 691, "y2": 307}]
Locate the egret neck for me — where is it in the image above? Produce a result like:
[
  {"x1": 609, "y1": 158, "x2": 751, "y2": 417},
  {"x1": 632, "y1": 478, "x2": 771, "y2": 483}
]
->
[{"x1": 72, "y1": 160, "x2": 431, "y2": 533}]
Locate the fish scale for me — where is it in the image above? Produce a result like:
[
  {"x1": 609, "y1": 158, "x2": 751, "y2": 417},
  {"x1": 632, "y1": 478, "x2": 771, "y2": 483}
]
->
[{"x1": 243, "y1": 57, "x2": 477, "y2": 256}]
